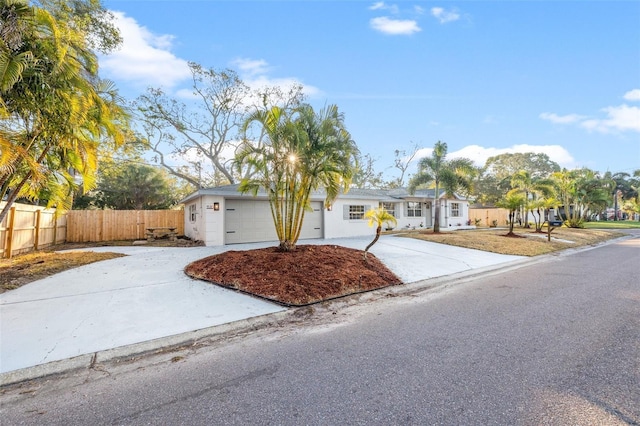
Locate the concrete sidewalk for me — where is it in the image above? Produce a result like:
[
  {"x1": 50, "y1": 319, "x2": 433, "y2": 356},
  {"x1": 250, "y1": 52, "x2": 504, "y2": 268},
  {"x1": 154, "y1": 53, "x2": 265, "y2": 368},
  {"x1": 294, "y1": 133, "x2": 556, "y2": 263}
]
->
[{"x1": 0, "y1": 235, "x2": 524, "y2": 380}]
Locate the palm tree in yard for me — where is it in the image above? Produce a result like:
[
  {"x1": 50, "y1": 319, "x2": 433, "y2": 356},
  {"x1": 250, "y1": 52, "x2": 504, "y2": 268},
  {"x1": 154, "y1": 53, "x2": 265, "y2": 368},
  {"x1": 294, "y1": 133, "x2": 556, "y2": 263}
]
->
[
  {"x1": 497, "y1": 189, "x2": 526, "y2": 236},
  {"x1": 0, "y1": 1, "x2": 128, "y2": 224},
  {"x1": 509, "y1": 170, "x2": 555, "y2": 228},
  {"x1": 363, "y1": 207, "x2": 397, "y2": 262},
  {"x1": 408, "y1": 141, "x2": 475, "y2": 233},
  {"x1": 237, "y1": 103, "x2": 358, "y2": 252}
]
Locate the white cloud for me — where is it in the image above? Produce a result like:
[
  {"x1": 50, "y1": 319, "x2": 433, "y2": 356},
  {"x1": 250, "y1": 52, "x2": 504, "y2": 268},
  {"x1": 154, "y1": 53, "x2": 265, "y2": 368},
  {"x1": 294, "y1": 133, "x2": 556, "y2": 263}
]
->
[
  {"x1": 231, "y1": 58, "x2": 270, "y2": 77},
  {"x1": 99, "y1": 11, "x2": 191, "y2": 89},
  {"x1": 414, "y1": 144, "x2": 575, "y2": 168},
  {"x1": 541, "y1": 92, "x2": 640, "y2": 134},
  {"x1": 172, "y1": 57, "x2": 320, "y2": 101},
  {"x1": 370, "y1": 17, "x2": 421, "y2": 35},
  {"x1": 246, "y1": 75, "x2": 321, "y2": 99},
  {"x1": 623, "y1": 89, "x2": 640, "y2": 101},
  {"x1": 369, "y1": 2, "x2": 399, "y2": 14},
  {"x1": 539, "y1": 112, "x2": 586, "y2": 124},
  {"x1": 431, "y1": 7, "x2": 460, "y2": 24},
  {"x1": 580, "y1": 104, "x2": 640, "y2": 133},
  {"x1": 231, "y1": 57, "x2": 322, "y2": 102}
]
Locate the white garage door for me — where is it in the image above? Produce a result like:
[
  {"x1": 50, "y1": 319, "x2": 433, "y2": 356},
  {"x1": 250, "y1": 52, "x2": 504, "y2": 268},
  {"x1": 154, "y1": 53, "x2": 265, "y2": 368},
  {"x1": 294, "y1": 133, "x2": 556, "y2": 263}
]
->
[{"x1": 225, "y1": 200, "x2": 323, "y2": 244}]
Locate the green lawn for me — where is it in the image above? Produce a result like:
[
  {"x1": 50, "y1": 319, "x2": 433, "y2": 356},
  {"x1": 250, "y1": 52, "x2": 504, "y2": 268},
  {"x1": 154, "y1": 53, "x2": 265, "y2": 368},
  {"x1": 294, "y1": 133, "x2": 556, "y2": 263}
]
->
[{"x1": 583, "y1": 220, "x2": 640, "y2": 229}]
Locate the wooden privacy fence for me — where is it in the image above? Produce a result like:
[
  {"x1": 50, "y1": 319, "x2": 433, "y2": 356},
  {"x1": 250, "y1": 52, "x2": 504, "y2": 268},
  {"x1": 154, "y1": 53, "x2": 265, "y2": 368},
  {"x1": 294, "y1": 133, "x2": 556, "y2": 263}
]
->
[
  {"x1": 66, "y1": 209, "x2": 184, "y2": 242},
  {"x1": 1, "y1": 203, "x2": 184, "y2": 258},
  {"x1": 468, "y1": 208, "x2": 510, "y2": 227},
  {"x1": 1, "y1": 202, "x2": 67, "y2": 258}
]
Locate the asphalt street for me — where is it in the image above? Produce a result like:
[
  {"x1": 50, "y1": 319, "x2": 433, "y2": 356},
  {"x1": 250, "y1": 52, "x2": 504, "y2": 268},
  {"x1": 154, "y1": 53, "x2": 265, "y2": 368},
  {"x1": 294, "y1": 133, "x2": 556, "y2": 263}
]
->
[
  {"x1": 1, "y1": 233, "x2": 638, "y2": 425},
  {"x1": 0, "y1": 235, "x2": 523, "y2": 377}
]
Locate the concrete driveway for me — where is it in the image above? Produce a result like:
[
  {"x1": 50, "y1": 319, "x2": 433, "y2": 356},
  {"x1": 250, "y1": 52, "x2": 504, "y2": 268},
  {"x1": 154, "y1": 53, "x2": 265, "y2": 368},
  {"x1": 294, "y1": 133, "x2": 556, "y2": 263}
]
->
[{"x1": 0, "y1": 235, "x2": 524, "y2": 376}]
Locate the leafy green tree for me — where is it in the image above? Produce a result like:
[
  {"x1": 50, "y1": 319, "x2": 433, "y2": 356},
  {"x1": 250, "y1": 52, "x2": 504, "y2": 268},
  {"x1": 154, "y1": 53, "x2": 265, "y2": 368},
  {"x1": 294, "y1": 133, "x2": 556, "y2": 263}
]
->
[
  {"x1": 95, "y1": 164, "x2": 180, "y2": 210},
  {"x1": 408, "y1": 141, "x2": 475, "y2": 233},
  {"x1": 236, "y1": 103, "x2": 358, "y2": 252},
  {"x1": 484, "y1": 152, "x2": 560, "y2": 181},
  {"x1": 631, "y1": 169, "x2": 640, "y2": 200},
  {"x1": 475, "y1": 152, "x2": 560, "y2": 205},
  {"x1": 34, "y1": 0, "x2": 122, "y2": 53},
  {"x1": 0, "y1": 0, "x2": 128, "y2": 223},
  {"x1": 363, "y1": 207, "x2": 396, "y2": 261}
]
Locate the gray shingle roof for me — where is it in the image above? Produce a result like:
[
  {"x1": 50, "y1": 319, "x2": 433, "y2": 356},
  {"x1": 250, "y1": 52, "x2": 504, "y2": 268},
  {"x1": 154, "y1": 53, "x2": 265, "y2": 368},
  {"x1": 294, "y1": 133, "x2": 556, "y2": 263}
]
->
[{"x1": 180, "y1": 185, "x2": 466, "y2": 204}]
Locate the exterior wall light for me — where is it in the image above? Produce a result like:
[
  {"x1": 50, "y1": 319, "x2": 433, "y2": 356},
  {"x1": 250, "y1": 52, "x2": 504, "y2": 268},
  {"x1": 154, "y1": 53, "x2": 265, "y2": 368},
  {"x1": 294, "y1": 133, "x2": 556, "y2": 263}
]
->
[{"x1": 213, "y1": 202, "x2": 220, "y2": 211}]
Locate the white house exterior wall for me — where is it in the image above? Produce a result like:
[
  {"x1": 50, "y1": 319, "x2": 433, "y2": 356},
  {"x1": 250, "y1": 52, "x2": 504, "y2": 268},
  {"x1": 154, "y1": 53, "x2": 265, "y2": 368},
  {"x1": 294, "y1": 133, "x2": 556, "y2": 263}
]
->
[
  {"x1": 323, "y1": 197, "x2": 378, "y2": 239},
  {"x1": 184, "y1": 198, "x2": 203, "y2": 243},
  {"x1": 181, "y1": 189, "x2": 471, "y2": 246},
  {"x1": 394, "y1": 199, "x2": 432, "y2": 230},
  {"x1": 438, "y1": 199, "x2": 469, "y2": 228},
  {"x1": 204, "y1": 195, "x2": 226, "y2": 245},
  {"x1": 184, "y1": 195, "x2": 225, "y2": 246}
]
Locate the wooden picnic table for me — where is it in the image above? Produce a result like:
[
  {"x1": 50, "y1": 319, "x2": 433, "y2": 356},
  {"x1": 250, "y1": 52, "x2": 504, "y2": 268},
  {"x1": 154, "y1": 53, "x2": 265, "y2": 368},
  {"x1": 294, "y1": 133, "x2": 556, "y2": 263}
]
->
[{"x1": 146, "y1": 227, "x2": 177, "y2": 241}]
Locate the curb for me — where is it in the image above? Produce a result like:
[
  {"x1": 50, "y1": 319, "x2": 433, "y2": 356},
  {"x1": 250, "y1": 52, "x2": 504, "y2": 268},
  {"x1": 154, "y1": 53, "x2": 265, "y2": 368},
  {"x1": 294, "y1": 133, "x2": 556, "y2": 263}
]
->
[
  {"x1": 0, "y1": 310, "x2": 293, "y2": 387},
  {"x1": 1, "y1": 233, "x2": 631, "y2": 387},
  {"x1": 0, "y1": 258, "x2": 536, "y2": 387}
]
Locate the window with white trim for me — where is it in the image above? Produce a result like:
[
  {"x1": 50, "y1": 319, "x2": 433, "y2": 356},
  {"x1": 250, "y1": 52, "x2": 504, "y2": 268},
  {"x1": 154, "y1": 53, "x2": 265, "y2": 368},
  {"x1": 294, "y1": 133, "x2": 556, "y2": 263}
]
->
[
  {"x1": 406, "y1": 201, "x2": 422, "y2": 217},
  {"x1": 451, "y1": 202, "x2": 460, "y2": 217},
  {"x1": 189, "y1": 204, "x2": 197, "y2": 222},
  {"x1": 348, "y1": 205, "x2": 366, "y2": 220},
  {"x1": 380, "y1": 202, "x2": 395, "y2": 217},
  {"x1": 407, "y1": 201, "x2": 422, "y2": 217}
]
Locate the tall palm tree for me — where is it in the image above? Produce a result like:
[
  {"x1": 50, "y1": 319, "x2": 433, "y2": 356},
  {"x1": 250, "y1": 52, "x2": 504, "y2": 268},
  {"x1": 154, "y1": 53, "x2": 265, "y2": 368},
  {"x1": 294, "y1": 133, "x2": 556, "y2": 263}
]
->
[
  {"x1": 237, "y1": 103, "x2": 358, "y2": 252},
  {"x1": 0, "y1": 3, "x2": 128, "y2": 223},
  {"x1": 0, "y1": 0, "x2": 35, "y2": 95},
  {"x1": 408, "y1": 141, "x2": 475, "y2": 232}
]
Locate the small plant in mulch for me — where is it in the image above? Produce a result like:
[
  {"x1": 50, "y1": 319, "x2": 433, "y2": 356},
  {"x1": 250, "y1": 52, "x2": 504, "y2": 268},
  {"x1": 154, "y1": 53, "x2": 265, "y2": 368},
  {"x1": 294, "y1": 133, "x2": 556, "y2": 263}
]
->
[{"x1": 184, "y1": 245, "x2": 402, "y2": 306}]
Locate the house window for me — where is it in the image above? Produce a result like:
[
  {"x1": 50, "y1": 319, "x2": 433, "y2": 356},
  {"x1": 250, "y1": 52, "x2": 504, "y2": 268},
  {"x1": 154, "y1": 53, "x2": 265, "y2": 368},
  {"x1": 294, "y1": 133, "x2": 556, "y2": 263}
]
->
[
  {"x1": 348, "y1": 205, "x2": 366, "y2": 220},
  {"x1": 451, "y1": 202, "x2": 460, "y2": 217},
  {"x1": 380, "y1": 202, "x2": 395, "y2": 217},
  {"x1": 406, "y1": 202, "x2": 422, "y2": 217},
  {"x1": 189, "y1": 204, "x2": 197, "y2": 222}
]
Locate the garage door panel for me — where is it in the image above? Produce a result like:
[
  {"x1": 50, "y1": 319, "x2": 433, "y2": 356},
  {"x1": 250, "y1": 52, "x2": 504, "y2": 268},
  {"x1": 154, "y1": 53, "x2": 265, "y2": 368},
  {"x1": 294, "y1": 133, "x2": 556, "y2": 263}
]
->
[
  {"x1": 225, "y1": 200, "x2": 277, "y2": 244},
  {"x1": 225, "y1": 200, "x2": 322, "y2": 244},
  {"x1": 299, "y1": 202, "x2": 323, "y2": 240}
]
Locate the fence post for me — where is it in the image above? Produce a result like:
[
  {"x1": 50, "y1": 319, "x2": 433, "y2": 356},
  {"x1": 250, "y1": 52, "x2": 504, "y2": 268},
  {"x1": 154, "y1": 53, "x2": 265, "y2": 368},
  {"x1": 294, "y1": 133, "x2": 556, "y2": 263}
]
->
[
  {"x1": 53, "y1": 213, "x2": 58, "y2": 245},
  {"x1": 34, "y1": 209, "x2": 41, "y2": 250},
  {"x1": 5, "y1": 207, "x2": 16, "y2": 259}
]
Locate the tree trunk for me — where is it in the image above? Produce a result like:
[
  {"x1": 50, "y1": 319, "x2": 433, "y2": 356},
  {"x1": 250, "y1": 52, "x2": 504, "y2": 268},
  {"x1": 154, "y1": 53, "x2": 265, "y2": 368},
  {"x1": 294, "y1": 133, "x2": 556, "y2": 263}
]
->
[
  {"x1": 278, "y1": 240, "x2": 296, "y2": 252},
  {"x1": 363, "y1": 226, "x2": 381, "y2": 262},
  {"x1": 506, "y1": 210, "x2": 515, "y2": 236}
]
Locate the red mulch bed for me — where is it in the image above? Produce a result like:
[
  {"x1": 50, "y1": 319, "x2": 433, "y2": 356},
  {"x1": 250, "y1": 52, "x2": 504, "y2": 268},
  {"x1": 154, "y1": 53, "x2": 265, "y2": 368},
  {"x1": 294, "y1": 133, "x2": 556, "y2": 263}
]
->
[{"x1": 184, "y1": 245, "x2": 402, "y2": 306}]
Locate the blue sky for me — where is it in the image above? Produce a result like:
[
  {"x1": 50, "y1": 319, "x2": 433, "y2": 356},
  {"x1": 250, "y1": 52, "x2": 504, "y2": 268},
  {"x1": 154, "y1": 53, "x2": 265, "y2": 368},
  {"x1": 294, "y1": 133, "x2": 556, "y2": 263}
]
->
[{"x1": 100, "y1": 0, "x2": 640, "y2": 180}]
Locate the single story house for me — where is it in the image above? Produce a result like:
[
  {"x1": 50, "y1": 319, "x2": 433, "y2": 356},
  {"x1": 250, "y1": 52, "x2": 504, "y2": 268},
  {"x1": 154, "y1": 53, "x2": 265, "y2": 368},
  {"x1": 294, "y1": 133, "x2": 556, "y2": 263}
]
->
[{"x1": 180, "y1": 185, "x2": 471, "y2": 246}]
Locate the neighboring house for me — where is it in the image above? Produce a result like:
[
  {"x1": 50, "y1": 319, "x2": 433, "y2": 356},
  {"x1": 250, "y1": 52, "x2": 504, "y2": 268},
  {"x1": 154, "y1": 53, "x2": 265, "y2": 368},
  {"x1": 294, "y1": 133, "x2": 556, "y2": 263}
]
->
[{"x1": 180, "y1": 185, "x2": 471, "y2": 246}]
